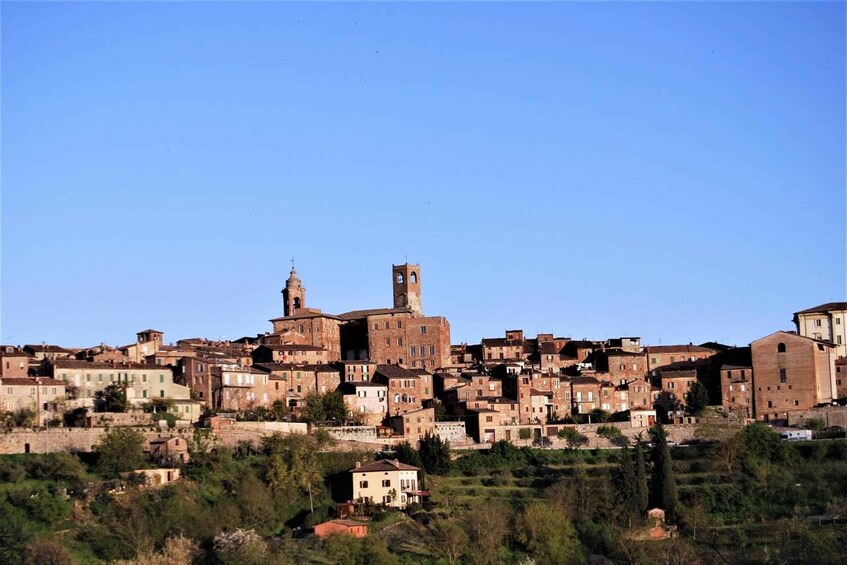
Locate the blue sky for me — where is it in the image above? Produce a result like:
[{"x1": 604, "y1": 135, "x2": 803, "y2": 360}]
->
[{"x1": 2, "y1": 2, "x2": 844, "y2": 349}]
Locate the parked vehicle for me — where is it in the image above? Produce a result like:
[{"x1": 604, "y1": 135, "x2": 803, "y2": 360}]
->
[{"x1": 780, "y1": 429, "x2": 813, "y2": 441}]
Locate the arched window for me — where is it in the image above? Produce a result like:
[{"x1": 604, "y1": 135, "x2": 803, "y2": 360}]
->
[
  {"x1": 293, "y1": 297, "x2": 301, "y2": 309},
  {"x1": 397, "y1": 273, "x2": 404, "y2": 283},
  {"x1": 401, "y1": 394, "x2": 408, "y2": 403},
  {"x1": 394, "y1": 394, "x2": 400, "y2": 403},
  {"x1": 777, "y1": 343, "x2": 786, "y2": 353},
  {"x1": 410, "y1": 272, "x2": 417, "y2": 283}
]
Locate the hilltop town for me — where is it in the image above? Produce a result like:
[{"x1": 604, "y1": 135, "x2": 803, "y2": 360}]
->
[
  {"x1": 2, "y1": 262, "x2": 845, "y2": 443},
  {"x1": 2, "y1": 264, "x2": 847, "y2": 564}
]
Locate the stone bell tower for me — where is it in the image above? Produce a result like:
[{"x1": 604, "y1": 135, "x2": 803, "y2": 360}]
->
[
  {"x1": 392, "y1": 263, "x2": 422, "y2": 315},
  {"x1": 282, "y1": 267, "x2": 305, "y2": 317}
]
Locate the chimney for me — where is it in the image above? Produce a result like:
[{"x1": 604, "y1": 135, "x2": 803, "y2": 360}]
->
[{"x1": 355, "y1": 461, "x2": 361, "y2": 469}]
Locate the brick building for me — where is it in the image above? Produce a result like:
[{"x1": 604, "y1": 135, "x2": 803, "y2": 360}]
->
[
  {"x1": 720, "y1": 364, "x2": 753, "y2": 419},
  {"x1": 252, "y1": 344, "x2": 330, "y2": 365},
  {"x1": 388, "y1": 406, "x2": 435, "y2": 443},
  {"x1": 751, "y1": 331, "x2": 837, "y2": 424},
  {"x1": 836, "y1": 358, "x2": 847, "y2": 401},
  {"x1": 268, "y1": 263, "x2": 451, "y2": 369},
  {"x1": 268, "y1": 268, "x2": 343, "y2": 361},
  {"x1": 373, "y1": 364, "x2": 432, "y2": 416},
  {"x1": 592, "y1": 348, "x2": 647, "y2": 385},
  {"x1": 482, "y1": 330, "x2": 529, "y2": 362},
  {"x1": 644, "y1": 344, "x2": 717, "y2": 373},
  {"x1": 0, "y1": 348, "x2": 31, "y2": 377}
]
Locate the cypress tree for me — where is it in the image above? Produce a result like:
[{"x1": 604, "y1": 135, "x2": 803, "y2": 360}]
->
[
  {"x1": 649, "y1": 423, "x2": 679, "y2": 522},
  {"x1": 614, "y1": 445, "x2": 637, "y2": 526},
  {"x1": 634, "y1": 439, "x2": 649, "y2": 514}
]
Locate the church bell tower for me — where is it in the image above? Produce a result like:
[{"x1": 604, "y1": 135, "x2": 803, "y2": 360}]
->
[
  {"x1": 392, "y1": 263, "x2": 422, "y2": 315},
  {"x1": 282, "y1": 267, "x2": 305, "y2": 317}
]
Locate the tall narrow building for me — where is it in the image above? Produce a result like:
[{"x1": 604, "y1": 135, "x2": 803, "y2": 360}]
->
[
  {"x1": 392, "y1": 263, "x2": 422, "y2": 315},
  {"x1": 282, "y1": 268, "x2": 306, "y2": 317}
]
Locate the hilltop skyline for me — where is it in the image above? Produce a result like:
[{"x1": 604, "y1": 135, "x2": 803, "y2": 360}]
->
[{"x1": 2, "y1": 2, "x2": 845, "y2": 347}]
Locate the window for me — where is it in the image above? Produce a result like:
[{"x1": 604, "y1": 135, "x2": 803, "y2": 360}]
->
[
  {"x1": 382, "y1": 479, "x2": 391, "y2": 487},
  {"x1": 767, "y1": 400, "x2": 772, "y2": 408},
  {"x1": 779, "y1": 369, "x2": 787, "y2": 383},
  {"x1": 429, "y1": 345, "x2": 435, "y2": 355},
  {"x1": 397, "y1": 321, "x2": 402, "y2": 328},
  {"x1": 160, "y1": 374, "x2": 164, "y2": 383},
  {"x1": 359, "y1": 480, "x2": 368, "y2": 488},
  {"x1": 410, "y1": 272, "x2": 417, "y2": 283},
  {"x1": 386, "y1": 339, "x2": 391, "y2": 346},
  {"x1": 397, "y1": 272, "x2": 404, "y2": 283},
  {"x1": 777, "y1": 343, "x2": 786, "y2": 353},
  {"x1": 410, "y1": 347, "x2": 416, "y2": 357},
  {"x1": 837, "y1": 318, "x2": 842, "y2": 325},
  {"x1": 143, "y1": 390, "x2": 148, "y2": 398},
  {"x1": 397, "y1": 338, "x2": 403, "y2": 346},
  {"x1": 420, "y1": 326, "x2": 427, "y2": 335},
  {"x1": 815, "y1": 319, "x2": 822, "y2": 327},
  {"x1": 838, "y1": 336, "x2": 843, "y2": 345},
  {"x1": 160, "y1": 390, "x2": 165, "y2": 398},
  {"x1": 384, "y1": 321, "x2": 389, "y2": 329},
  {"x1": 373, "y1": 323, "x2": 379, "y2": 330}
]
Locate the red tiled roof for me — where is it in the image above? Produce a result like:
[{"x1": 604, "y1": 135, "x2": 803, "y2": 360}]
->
[{"x1": 350, "y1": 459, "x2": 419, "y2": 473}]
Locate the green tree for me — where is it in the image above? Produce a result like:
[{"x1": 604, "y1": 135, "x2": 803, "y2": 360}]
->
[
  {"x1": 97, "y1": 383, "x2": 129, "y2": 413},
  {"x1": 742, "y1": 421, "x2": 785, "y2": 463},
  {"x1": 557, "y1": 427, "x2": 588, "y2": 449},
  {"x1": 433, "y1": 519, "x2": 468, "y2": 565},
  {"x1": 393, "y1": 441, "x2": 422, "y2": 468},
  {"x1": 94, "y1": 427, "x2": 146, "y2": 477},
  {"x1": 634, "y1": 438, "x2": 649, "y2": 513},
  {"x1": 614, "y1": 445, "x2": 639, "y2": 526},
  {"x1": 515, "y1": 501, "x2": 583, "y2": 564},
  {"x1": 649, "y1": 423, "x2": 679, "y2": 522},
  {"x1": 418, "y1": 432, "x2": 450, "y2": 475},
  {"x1": 301, "y1": 392, "x2": 346, "y2": 424},
  {"x1": 262, "y1": 433, "x2": 324, "y2": 513},
  {"x1": 684, "y1": 382, "x2": 710, "y2": 416},
  {"x1": 597, "y1": 425, "x2": 623, "y2": 441},
  {"x1": 589, "y1": 408, "x2": 611, "y2": 423}
]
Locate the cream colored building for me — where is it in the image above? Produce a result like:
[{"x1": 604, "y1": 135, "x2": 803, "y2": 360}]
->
[
  {"x1": 52, "y1": 360, "x2": 191, "y2": 409},
  {"x1": 794, "y1": 302, "x2": 847, "y2": 359},
  {"x1": 350, "y1": 459, "x2": 422, "y2": 509},
  {"x1": 0, "y1": 377, "x2": 66, "y2": 425}
]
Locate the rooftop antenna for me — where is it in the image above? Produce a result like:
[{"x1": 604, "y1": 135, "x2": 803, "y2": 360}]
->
[{"x1": 290, "y1": 257, "x2": 295, "y2": 270}]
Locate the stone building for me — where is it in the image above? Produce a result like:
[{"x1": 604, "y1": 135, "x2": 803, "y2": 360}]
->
[
  {"x1": 0, "y1": 376, "x2": 66, "y2": 425},
  {"x1": 751, "y1": 331, "x2": 837, "y2": 424},
  {"x1": 51, "y1": 359, "x2": 191, "y2": 409}
]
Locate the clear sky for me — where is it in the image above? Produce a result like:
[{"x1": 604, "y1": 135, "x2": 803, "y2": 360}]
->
[{"x1": 2, "y1": 2, "x2": 844, "y2": 349}]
